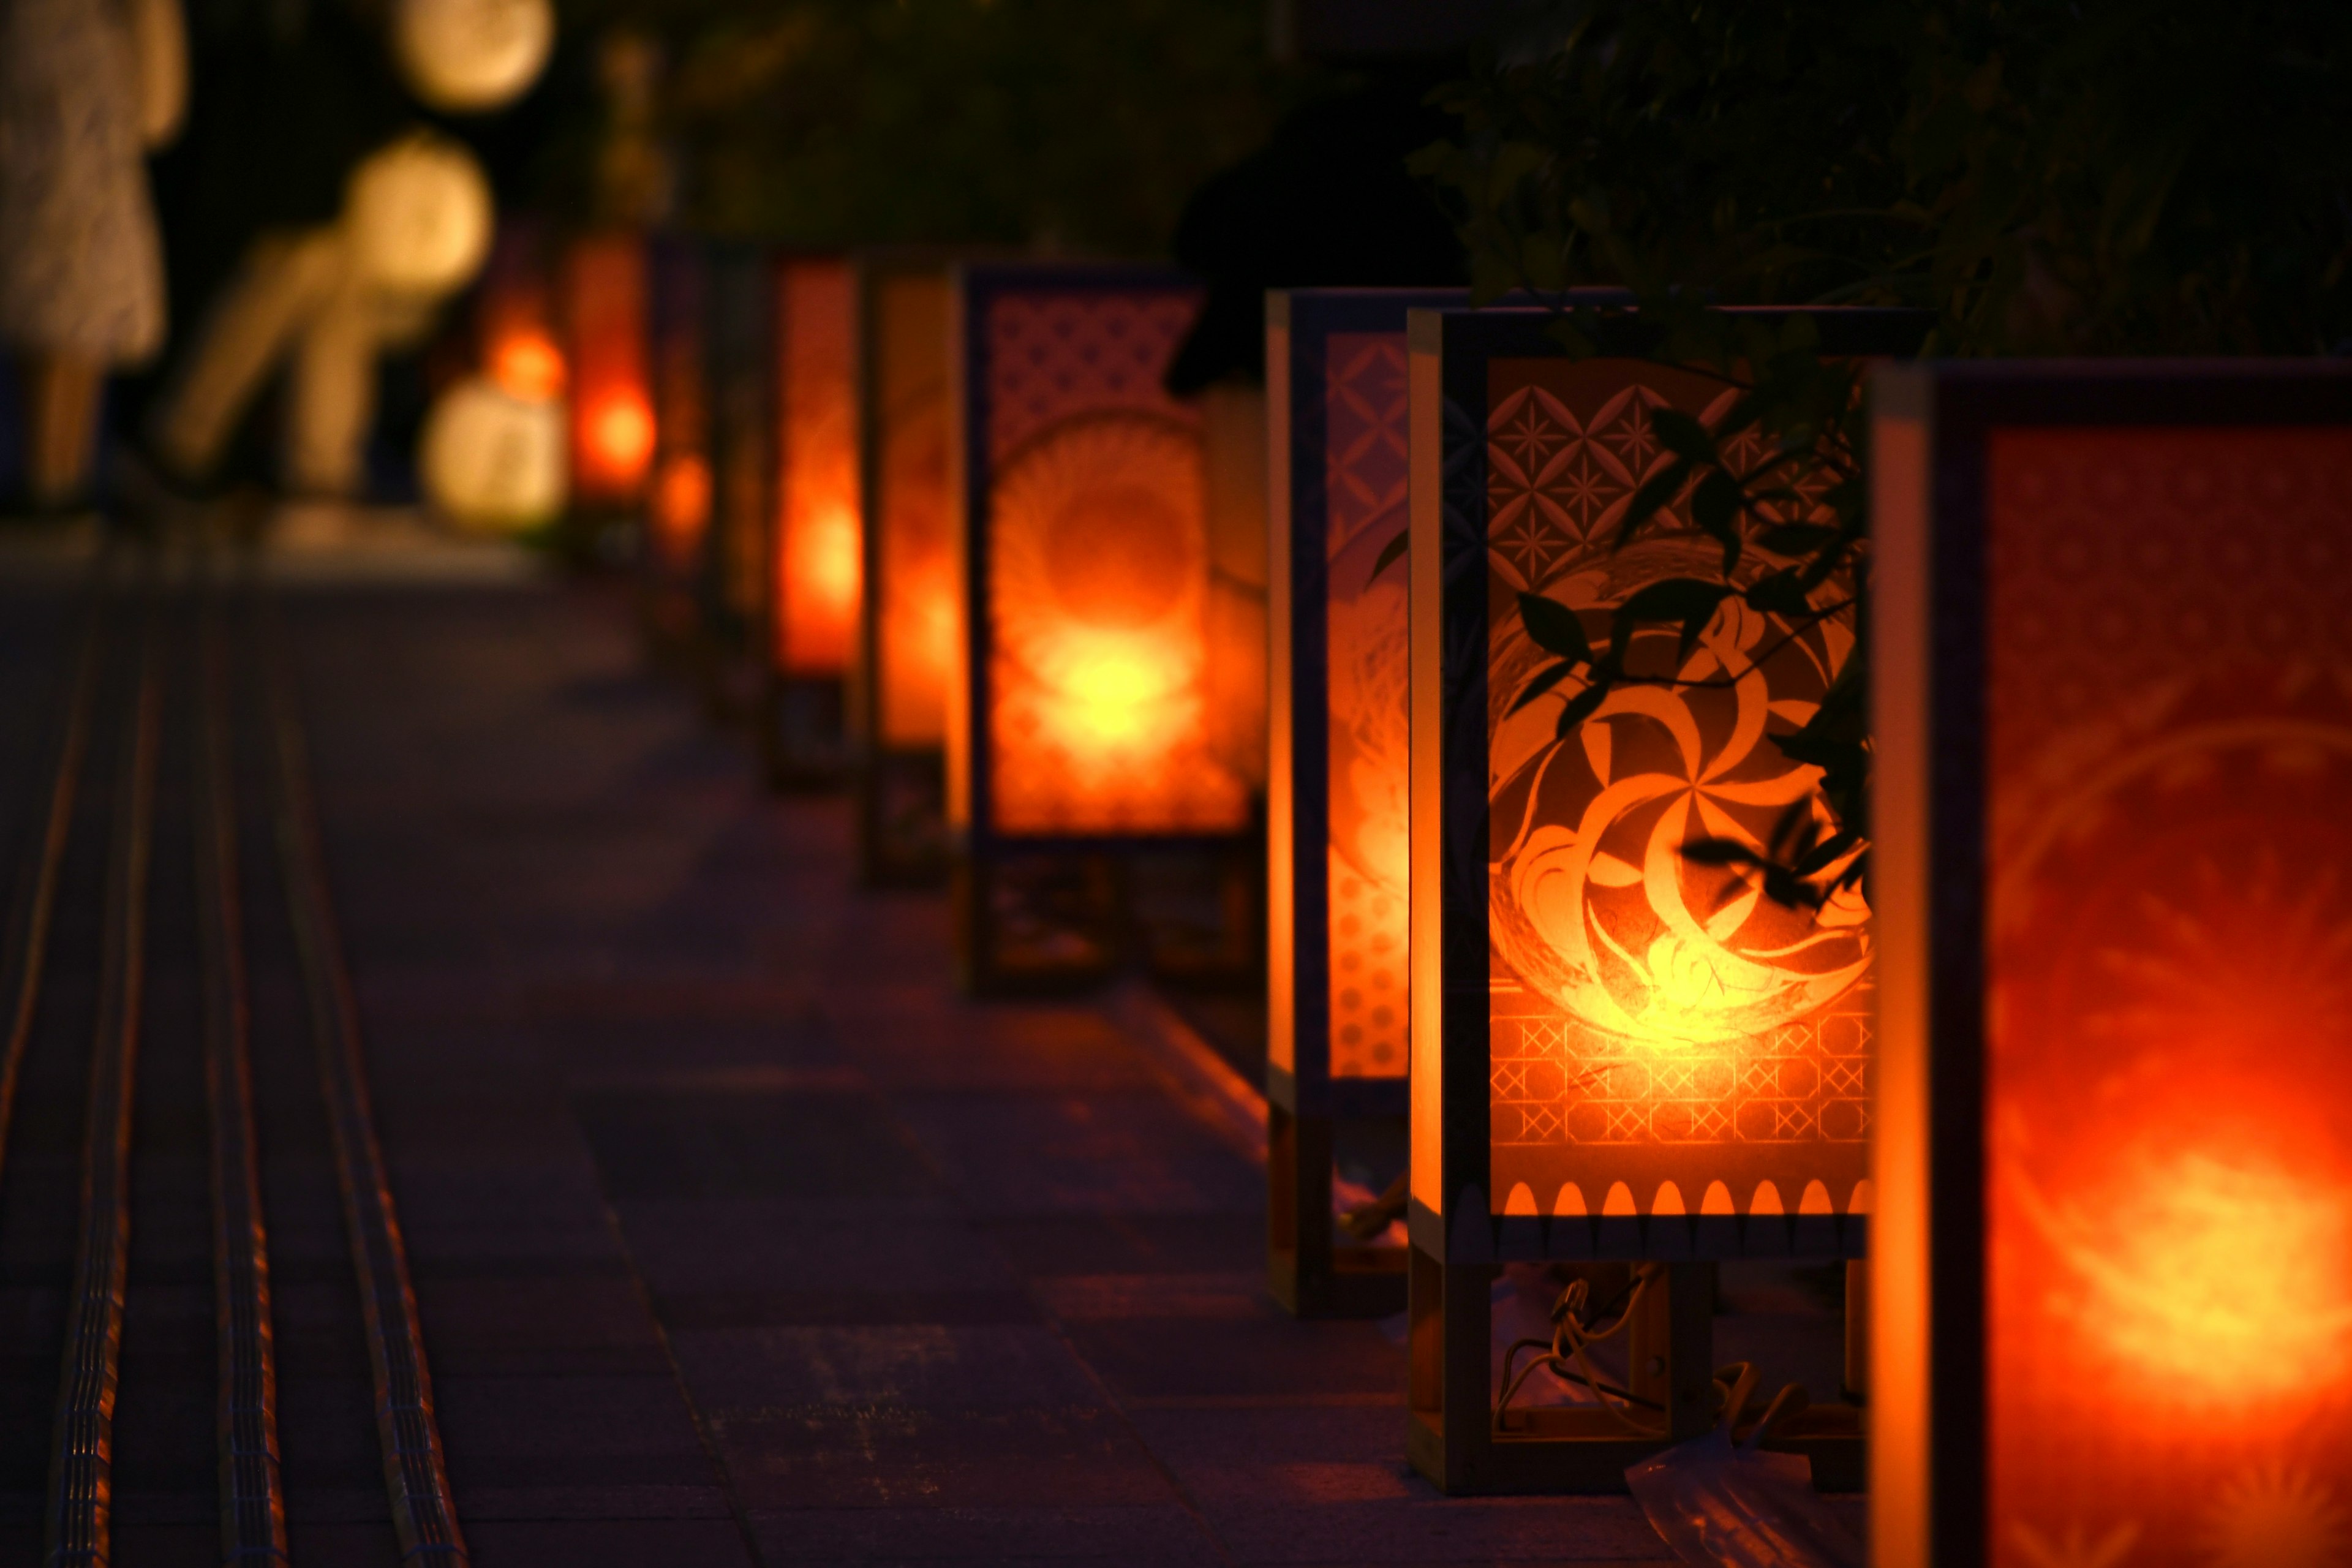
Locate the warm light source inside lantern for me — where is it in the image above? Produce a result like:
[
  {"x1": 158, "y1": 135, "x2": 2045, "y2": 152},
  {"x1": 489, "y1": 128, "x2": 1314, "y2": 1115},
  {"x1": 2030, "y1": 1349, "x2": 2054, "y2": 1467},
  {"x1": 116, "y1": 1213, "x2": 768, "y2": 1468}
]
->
[
  {"x1": 652, "y1": 452, "x2": 710, "y2": 559},
  {"x1": 777, "y1": 259, "x2": 861, "y2": 675},
  {"x1": 588, "y1": 390, "x2": 654, "y2": 480},
  {"x1": 491, "y1": 331, "x2": 566, "y2": 401},
  {"x1": 2043, "y1": 1147, "x2": 2352, "y2": 1405}
]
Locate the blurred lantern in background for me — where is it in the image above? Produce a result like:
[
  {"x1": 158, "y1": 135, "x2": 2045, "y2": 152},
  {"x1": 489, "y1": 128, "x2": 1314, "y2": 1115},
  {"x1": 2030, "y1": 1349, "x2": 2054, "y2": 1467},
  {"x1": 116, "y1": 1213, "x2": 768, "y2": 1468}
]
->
[
  {"x1": 345, "y1": 132, "x2": 495, "y2": 298},
  {"x1": 1406, "y1": 308, "x2": 1920, "y2": 1495},
  {"x1": 560, "y1": 235, "x2": 653, "y2": 511},
  {"x1": 701, "y1": 244, "x2": 780, "y2": 718},
  {"x1": 853, "y1": 255, "x2": 960, "y2": 885},
  {"x1": 646, "y1": 239, "x2": 712, "y2": 617},
  {"x1": 767, "y1": 256, "x2": 861, "y2": 788},
  {"x1": 946, "y1": 264, "x2": 1252, "y2": 990},
  {"x1": 1264, "y1": 289, "x2": 1469, "y2": 1319},
  {"x1": 1871, "y1": 363, "x2": 2352, "y2": 1568},
  {"x1": 393, "y1": 0, "x2": 556, "y2": 113}
]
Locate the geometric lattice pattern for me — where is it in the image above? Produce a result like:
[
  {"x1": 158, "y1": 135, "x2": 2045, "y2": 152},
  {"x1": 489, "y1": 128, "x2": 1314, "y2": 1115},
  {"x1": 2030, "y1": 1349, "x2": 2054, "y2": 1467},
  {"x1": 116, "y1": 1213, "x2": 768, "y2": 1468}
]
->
[
  {"x1": 1492, "y1": 992, "x2": 1871, "y2": 1148},
  {"x1": 1323, "y1": 332, "x2": 1411, "y2": 1079},
  {"x1": 986, "y1": 292, "x2": 1201, "y2": 463}
]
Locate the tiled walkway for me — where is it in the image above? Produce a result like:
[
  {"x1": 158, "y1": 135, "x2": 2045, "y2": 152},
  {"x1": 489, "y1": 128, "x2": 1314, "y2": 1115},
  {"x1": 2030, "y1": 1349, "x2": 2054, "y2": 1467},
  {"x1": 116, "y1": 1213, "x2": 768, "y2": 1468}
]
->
[{"x1": 270, "y1": 572, "x2": 1682, "y2": 1564}]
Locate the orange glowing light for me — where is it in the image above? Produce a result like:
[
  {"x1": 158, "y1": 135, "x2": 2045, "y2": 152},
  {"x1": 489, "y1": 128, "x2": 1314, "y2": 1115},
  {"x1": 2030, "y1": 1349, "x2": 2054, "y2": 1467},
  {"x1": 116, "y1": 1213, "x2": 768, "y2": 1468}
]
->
[
  {"x1": 652, "y1": 453, "x2": 709, "y2": 556},
  {"x1": 588, "y1": 391, "x2": 654, "y2": 480},
  {"x1": 986, "y1": 413, "x2": 1245, "y2": 835},
  {"x1": 560, "y1": 235, "x2": 650, "y2": 503},
  {"x1": 491, "y1": 331, "x2": 566, "y2": 401},
  {"x1": 776, "y1": 259, "x2": 861, "y2": 675}
]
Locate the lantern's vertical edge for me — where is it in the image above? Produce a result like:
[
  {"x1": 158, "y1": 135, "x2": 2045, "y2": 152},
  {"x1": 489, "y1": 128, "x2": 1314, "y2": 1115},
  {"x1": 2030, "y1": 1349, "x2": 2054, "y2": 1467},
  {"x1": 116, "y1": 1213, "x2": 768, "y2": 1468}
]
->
[
  {"x1": 1868, "y1": 363, "x2": 1942, "y2": 1568},
  {"x1": 1406, "y1": 307, "x2": 1449, "y2": 1238},
  {"x1": 946, "y1": 265, "x2": 978, "y2": 849},
  {"x1": 850, "y1": 258, "x2": 888, "y2": 881},
  {"x1": 1267, "y1": 291, "x2": 1299, "y2": 1099}
]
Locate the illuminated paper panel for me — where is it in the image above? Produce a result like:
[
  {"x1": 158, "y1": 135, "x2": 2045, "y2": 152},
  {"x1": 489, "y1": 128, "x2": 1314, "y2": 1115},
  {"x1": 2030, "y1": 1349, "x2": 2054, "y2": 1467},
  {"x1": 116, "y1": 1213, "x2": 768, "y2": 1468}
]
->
[
  {"x1": 868, "y1": 271, "x2": 956, "y2": 748},
  {"x1": 560, "y1": 234, "x2": 650, "y2": 505},
  {"x1": 1983, "y1": 427, "x2": 2352, "y2": 1566},
  {"x1": 1868, "y1": 364, "x2": 2352, "y2": 1568},
  {"x1": 961, "y1": 267, "x2": 1246, "y2": 838},
  {"x1": 648, "y1": 241, "x2": 710, "y2": 576},
  {"x1": 775, "y1": 258, "x2": 860, "y2": 676},
  {"x1": 1482, "y1": 355, "x2": 1869, "y2": 1238},
  {"x1": 1322, "y1": 329, "x2": 1412, "y2": 1080},
  {"x1": 1409, "y1": 309, "x2": 1915, "y2": 1262}
]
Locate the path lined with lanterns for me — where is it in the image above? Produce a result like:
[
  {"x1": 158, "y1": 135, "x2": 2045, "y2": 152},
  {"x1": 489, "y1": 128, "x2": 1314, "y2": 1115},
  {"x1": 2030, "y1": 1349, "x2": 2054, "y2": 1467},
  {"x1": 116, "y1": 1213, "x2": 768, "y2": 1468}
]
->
[{"x1": 0, "y1": 532, "x2": 1700, "y2": 1565}]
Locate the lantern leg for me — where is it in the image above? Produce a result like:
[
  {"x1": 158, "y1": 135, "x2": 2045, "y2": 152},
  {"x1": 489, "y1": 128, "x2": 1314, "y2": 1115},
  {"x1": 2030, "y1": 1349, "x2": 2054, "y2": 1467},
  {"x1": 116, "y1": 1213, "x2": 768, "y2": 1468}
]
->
[
  {"x1": 953, "y1": 846, "x2": 1121, "y2": 995},
  {"x1": 1268, "y1": 1105, "x2": 1406, "y2": 1317},
  {"x1": 762, "y1": 674, "x2": 846, "y2": 793}
]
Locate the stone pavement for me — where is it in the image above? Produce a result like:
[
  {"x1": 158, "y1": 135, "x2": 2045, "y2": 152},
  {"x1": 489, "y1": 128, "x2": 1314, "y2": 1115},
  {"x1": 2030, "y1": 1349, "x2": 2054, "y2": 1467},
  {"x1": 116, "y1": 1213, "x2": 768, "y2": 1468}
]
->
[{"x1": 268, "y1": 571, "x2": 1687, "y2": 1566}]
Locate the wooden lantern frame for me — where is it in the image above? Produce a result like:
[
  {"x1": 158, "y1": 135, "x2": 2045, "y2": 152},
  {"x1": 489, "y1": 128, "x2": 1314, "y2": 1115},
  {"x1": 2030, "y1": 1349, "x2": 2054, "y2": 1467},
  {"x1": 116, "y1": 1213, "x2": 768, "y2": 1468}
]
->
[
  {"x1": 643, "y1": 235, "x2": 712, "y2": 671},
  {"x1": 762, "y1": 253, "x2": 858, "y2": 791},
  {"x1": 1265, "y1": 288, "x2": 1472, "y2": 1316},
  {"x1": 699, "y1": 240, "x2": 777, "y2": 723},
  {"x1": 947, "y1": 262, "x2": 1254, "y2": 993},
  {"x1": 1405, "y1": 304, "x2": 1924, "y2": 1494},
  {"x1": 1868, "y1": 360, "x2": 2352, "y2": 1568}
]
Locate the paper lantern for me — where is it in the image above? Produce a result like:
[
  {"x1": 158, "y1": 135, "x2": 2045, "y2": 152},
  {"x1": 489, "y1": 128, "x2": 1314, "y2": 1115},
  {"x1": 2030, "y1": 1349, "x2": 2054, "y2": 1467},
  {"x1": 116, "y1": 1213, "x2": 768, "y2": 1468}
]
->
[
  {"x1": 1404, "y1": 306, "x2": 1922, "y2": 1494},
  {"x1": 1870, "y1": 363, "x2": 2352, "y2": 1568},
  {"x1": 766, "y1": 255, "x2": 861, "y2": 788},
  {"x1": 852, "y1": 258, "x2": 960, "y2": 885},
  {"x1": 1266, "y1": 289, "x2": 1471, "y2": 1317},
  {"x1": 560, "y1": 234, "x2": 652, "y2": 506},
  {"x1": 393, "y1": 0, "x2": 554, "y2": 113},
  {"x1": 643, "y1": 239, "x2": 710, "y2": 646},
  {"x1": 345, "y1": 132, "x2": 494, "y2": 296},
  {"x1": 946, "y1": 263, "x2": 1251, "y2": 989},
  {"x1": 419, "y1": 375, "x2": 565, "y2": 532}
]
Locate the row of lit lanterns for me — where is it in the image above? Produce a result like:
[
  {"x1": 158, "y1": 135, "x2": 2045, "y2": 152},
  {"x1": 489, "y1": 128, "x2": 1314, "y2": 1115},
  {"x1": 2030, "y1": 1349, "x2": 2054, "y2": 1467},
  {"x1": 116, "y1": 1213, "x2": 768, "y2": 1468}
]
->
[{"x1": 450, "y1": 248, "x2": 2352, "y2": 1563}]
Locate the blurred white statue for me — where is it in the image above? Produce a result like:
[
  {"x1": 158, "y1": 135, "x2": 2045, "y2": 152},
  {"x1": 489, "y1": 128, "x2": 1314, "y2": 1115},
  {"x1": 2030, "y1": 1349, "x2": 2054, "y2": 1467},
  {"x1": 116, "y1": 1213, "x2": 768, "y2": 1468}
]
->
[
  {"x1": 145, "y1": 0, "x2": 546, "y2": 500},
  {"x1": 0, "y1": 0, "x2": 186, "y2": 509}
]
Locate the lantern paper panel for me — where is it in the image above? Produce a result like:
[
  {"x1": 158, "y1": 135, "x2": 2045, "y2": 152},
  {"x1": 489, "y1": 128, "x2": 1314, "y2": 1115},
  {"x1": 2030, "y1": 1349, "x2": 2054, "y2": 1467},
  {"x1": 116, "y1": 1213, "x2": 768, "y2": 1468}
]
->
[
  {"x1": 775, "y1": 257, "x2": 861, "y2": 678},
  {"x1": 648, "y1": 239, "x2": 712, "y2": 586},
  {"x1": 853, "y1": 258, "x2": 960, "y2": 884},
  {"x1": 1202, "y1": 382, "x2": 1270, "y2": 795},
  {"x1": 560, "y1": 233, "x2": 652, "y2": 508},
  {"x1": 1415, "y1": 319, "x2": 1879, "y2": 1260},
  {"x1": 475, "y1": 218, "x2": 564, "y2": 403},
  {"x1": 956, "y1": 265, "x2": 1245, "y2": 840},
  {"x1": 1266, "y1": 290, "x2": 1468, "y2": 1320},
  {"x1": 1869, "y1": 364, "x2": 2352, "y2": 1568},
  {"x1": 868, "y1": 268, "x2": 957, "y2": 750}
]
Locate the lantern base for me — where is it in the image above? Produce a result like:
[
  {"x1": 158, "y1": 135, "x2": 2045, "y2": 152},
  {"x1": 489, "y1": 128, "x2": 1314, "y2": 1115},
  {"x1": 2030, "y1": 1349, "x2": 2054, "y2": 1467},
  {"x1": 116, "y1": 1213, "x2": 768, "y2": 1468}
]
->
[
  {"x1": 1268, "y1": 1103, "x2": 1408, "y2": 1317},
  {"x1": 857, "y1": 748, "x2": 947, "y2": 887},
  {"x1": 953, "y1": 850, "x2": 1123, "y2": 995},
  {"x1": 1406, "y1": 1253, "x2": 1866, "y2": 1494},
  {"x1": 763, "y1": 674, "x2": 847, "y2": 792}
]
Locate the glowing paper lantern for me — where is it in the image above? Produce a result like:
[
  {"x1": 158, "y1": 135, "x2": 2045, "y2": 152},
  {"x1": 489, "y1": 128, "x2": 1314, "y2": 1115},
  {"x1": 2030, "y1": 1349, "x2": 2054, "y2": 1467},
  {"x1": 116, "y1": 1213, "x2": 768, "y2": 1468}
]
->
[
  {"x1": 345, "y1": 132, "x2": 494, "y2": 296},
  {"x1": 853, "y1": 258, "x2": 960, "y2": 884},
  {"x1": 945, "y1": 264, "x2": 1251, "y2": 989},
  {"x1": 766, "y1": 255, "x2": 861, "y2": 787},
  {"x1": 1266, "y1": 289, "x2": 1469, "y2": 1317},
  {"x1": 643, "y1": 240, "x2": 710, "y2": 649},
  {"x1": 560, "y1": 235, "x2": 652, "y2": 507},
  {"x1": 393, "y1": 0, "x2": 555, "y2": 113},
  {"x1": 418, "y1": 375, "x2": 565, "y2": 532},
  {"x1": 1870, "y1": 363, "x2": 2352, "y2": 1568},
  {"x1": 1404, "y1": 307, "x2": 1920, "y2": 1494}
]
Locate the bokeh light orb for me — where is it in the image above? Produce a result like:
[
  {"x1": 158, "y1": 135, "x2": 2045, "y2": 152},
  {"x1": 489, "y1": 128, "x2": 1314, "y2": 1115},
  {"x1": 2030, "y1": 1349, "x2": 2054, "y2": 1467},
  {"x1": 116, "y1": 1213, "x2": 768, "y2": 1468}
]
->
[
  {"x1": 420, "y1": 376, "x2": 567, "y2": 533},
  {"x1": 393, "y1": 0, "x2": 556, "y2": 113},
  {"x1": 345, "y1": 132, "x2": 494, "y2": 295}
]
